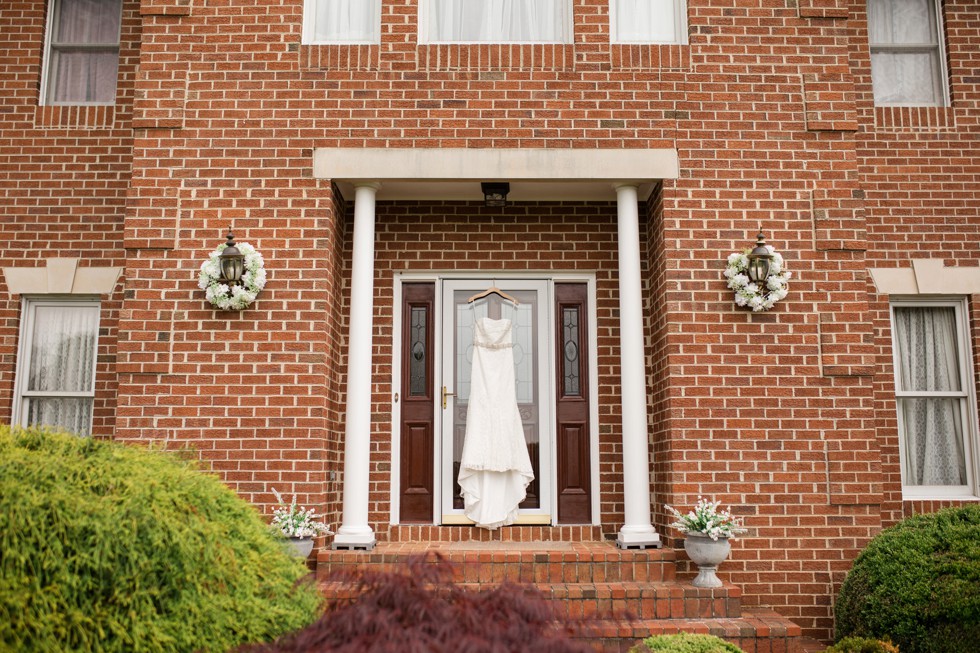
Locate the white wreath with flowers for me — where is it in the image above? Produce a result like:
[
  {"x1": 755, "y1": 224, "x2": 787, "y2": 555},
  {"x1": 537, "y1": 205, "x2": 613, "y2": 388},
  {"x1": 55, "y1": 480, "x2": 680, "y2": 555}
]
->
[
  {"x1": 198, "y1": 242, "x2": 267, "y2": 310},
  {"x1": 724, "y1": 245, "x2": 791, "y2": 311}
]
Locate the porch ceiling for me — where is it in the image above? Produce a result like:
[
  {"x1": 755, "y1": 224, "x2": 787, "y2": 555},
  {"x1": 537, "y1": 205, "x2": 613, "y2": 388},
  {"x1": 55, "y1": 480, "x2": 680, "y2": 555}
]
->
[{"x1": 313, "y1": 147, "x2": 679, "y2": 202}]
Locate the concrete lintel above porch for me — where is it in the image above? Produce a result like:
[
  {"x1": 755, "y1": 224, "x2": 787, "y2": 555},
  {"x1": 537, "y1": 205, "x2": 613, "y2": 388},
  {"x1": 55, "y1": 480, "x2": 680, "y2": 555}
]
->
[{"x1": 312, "y1": 147, "x2": 680, "y2": 202}]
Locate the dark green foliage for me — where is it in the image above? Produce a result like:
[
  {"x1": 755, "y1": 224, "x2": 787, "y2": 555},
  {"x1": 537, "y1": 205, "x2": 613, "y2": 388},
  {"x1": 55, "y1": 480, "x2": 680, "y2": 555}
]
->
[
  {"x1": 0, "y1": 426, "x2": 322, "y2": 652},
  {"x1": 835, "y1": 504, "x2": 980, "y2": 653},
  {"x1": 823, "y1": 637, "x2": 899, "y2": 653},
  {"x1": 631, "y1": 633, "x2": 744, "y2": 653},
  {"x1": 241, "y1": 554, "x2": 596, "y2": 653}
]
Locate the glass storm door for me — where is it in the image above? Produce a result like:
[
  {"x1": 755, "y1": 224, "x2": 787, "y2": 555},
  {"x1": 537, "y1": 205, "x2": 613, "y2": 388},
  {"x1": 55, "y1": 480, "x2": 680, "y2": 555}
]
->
[{"x1": 440, "y1": 280, "x2": 553, "y2": 523}]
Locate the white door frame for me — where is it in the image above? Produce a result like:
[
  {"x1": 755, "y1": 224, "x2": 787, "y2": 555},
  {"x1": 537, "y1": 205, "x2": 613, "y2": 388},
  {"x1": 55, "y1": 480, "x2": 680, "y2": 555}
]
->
[
  {"x1": 440, "y1": 278, "x2": 552, "y2": 524},
  {"x1": 390, "y1": 271, "x2": 601, "y2": 527}
]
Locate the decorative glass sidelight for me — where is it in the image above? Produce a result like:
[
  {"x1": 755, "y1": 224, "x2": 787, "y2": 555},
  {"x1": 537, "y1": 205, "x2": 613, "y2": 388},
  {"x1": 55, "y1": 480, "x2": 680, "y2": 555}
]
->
[{"x1": 409, "y1": 307, "x2": 428, "y2": 397}]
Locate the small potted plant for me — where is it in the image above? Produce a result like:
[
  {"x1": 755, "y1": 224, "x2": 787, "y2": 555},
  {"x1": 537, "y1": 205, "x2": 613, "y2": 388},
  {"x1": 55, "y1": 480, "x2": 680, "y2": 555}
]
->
[
  {"x1": 665, "y1": 497, "x2": 747, "y2": 588},
  {"x1": 270, "y1": 487, "x2": 332, "y2": 559}
]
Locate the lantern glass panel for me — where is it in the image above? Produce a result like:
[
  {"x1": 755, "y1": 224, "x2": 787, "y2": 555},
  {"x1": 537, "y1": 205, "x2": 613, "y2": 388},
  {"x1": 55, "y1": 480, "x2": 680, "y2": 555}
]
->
[
  {"x1": 220, "y1": 256, "x2": 244, "y2": 283},
  {"x1": 747, "y1": 257, "x2": 770, "y2": 283}
]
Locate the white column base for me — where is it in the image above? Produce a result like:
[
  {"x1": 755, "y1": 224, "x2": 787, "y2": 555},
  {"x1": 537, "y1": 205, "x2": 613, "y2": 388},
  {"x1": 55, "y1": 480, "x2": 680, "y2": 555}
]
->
[
  {"x1": 616, "y1": 525, "x2": 662, "y2": 550},
  {"x1": 332, "y1": 528, "x2": 377, "y2": 551}
]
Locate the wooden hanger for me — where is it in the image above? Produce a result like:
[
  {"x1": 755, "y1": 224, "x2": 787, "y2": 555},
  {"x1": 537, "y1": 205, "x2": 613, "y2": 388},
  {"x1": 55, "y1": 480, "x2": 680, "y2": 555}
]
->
[{"x1": 467, "y1": 282, "x2": 519, "y2": 305}]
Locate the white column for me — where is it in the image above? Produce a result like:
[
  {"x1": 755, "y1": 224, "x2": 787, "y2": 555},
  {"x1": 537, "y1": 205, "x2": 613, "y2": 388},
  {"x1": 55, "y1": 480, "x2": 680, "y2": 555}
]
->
[
  {"x1": 614, "y1": 183, "x2": 661, "y2": 549},
  {"x1": 333, "y1": 182, "x2": 381, "y2": 551}
]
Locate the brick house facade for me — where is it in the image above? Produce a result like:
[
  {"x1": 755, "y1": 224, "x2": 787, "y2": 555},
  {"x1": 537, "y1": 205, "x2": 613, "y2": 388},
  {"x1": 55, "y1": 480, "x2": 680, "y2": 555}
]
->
[{"x1": 1, "y1": 0, "x2": 978, "y2": 646}]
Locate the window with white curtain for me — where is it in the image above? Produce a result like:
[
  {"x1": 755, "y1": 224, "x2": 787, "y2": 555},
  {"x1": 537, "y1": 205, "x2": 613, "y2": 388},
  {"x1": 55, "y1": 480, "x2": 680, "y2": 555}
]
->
[
  {"x1": 867, "y1": 0, "x2": 947, "y2": 106},
  {"x1": 14, "y1": 299, "x2": 101, "y2": 437},
  {"x1": 611, "y1": 0, "x2": 687, "y2": 44},
  {"x1": 421, "y1": 0, "x2": 572, "y2": 43},
  {"x1": 42, "y1": 0, "x2": 122, "y2": 105},
  {"x1": 302, "y1": 0, "x2": 381, "y2": 44},
  {"x1": 890, "y1": 300, "x2": 978, "y2": 498}
]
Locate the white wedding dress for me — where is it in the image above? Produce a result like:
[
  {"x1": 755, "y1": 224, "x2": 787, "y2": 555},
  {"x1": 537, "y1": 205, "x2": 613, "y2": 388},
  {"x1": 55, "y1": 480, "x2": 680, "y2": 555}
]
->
[{"x1": 457, "y1": 317, "x2": 535, "y2": 529}]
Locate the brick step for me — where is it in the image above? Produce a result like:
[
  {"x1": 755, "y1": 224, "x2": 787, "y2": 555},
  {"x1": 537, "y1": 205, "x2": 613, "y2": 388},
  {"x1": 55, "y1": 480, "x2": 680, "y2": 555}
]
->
[
  {"x1": 317, "y1": 540, "x2": 677, "y2": 584},
  {"x1": 319, "y1": 579, "x2": 741, "y2": 620},
  {"x1": 585, "y1": 609, "x2": 805, "y2": 653}
]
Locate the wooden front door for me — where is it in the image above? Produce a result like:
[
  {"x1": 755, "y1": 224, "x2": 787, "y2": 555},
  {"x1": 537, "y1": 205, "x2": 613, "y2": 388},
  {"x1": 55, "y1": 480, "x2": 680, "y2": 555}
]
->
[
  {"x1": 398, "y1": 283, "x2": 436, "y2": 523},
  {"x1": 397, "y1": 278, "x2": 593, "y2": 525}
]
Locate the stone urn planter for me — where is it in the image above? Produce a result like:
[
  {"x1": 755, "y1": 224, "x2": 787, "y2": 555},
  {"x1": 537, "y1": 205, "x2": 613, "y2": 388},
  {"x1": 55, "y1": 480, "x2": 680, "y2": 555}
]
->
[
  {"x1": 286, "y1": 536, "x2": 314, "y2": 559},
  {"x1": 684, "y1": 533, "x2": 731, "y2": 588}
]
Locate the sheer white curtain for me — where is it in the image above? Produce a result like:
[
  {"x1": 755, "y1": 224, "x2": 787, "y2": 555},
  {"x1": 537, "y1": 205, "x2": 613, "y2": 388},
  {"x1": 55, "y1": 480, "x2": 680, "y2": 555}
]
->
[
  {"x1": 867, "y1": 0, "x2": 942, "y2": 105},
  {"x1": 308, "y1": 0, "x2": 380, "y2": 43},
  {"x1": 894, "y1": 306, "x2": 967, "y2": 486},
  {"x1": 46, "y1": 0, "x2": 121, "y2": 104},
  {"x1": 24, "y1": 305, "x2": 99, "y2": 436},
  {"x1": 426, "y1": 0, "x2": 571, "y2": 43},
  {"x1": 613, "y1": 0, "x2": 681, "y2": 43}
]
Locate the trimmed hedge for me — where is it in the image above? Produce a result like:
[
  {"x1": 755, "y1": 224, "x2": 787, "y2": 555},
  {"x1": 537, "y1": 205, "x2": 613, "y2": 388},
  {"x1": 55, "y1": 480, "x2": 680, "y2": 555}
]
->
[
  {"x1": 823, "y1": 637, "x2": 898, "y2": 653},
  {"x1": 0, "y1": 426, "x2": 322, "y2": 652},
  {"x1": 630, "y1": 633, "x2": 744, "y2": 653},
  {"x1": 835, "y1": 504, "x2": 980, "y2": 653}
]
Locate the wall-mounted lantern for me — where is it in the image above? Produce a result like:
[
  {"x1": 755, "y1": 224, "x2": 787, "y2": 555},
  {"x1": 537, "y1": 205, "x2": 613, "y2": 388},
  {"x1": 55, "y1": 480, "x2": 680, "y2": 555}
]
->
[
  {"x1": 724, "y1": 231, "x2": 790, "y2": 312},
  {"x1": 199, "y1": 229, "x2": 266, "y2": 311},
  {"x1": 218, "y1": 230, "x2": 245, "y2": 285},
  {"x1": 745, "y1": 232, "x2": 774, "y2": 283}
]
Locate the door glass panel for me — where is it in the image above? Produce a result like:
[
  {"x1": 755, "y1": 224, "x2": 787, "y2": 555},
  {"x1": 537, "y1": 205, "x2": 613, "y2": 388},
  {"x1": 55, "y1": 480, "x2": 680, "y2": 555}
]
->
[
  {"x1": 451, "y1": 289, "x2": 540, "y2": 510},
  {"x1": 409, "y1": 306, "x2": 428, "y2": 397},
  {"x1": 561, "y1": 306, "x2": 580, "y2": 397}
]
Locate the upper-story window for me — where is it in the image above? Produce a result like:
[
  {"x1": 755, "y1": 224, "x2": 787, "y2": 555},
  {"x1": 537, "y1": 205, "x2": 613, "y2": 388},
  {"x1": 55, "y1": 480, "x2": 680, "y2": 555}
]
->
[
  {"x1": 611, "y1": 0, "x2": 688, "y2": 44},
  {"x1": 302, "y1": 0, "x2": 381, "y2": 44},
  {"x1": 890, "y1": 299, "x2": 979, "y2": 498},
  {"x1": 421, "y1": 0, "x2": 572, "y2": 43},
  {"x1": 42, "y1": 0, "x2": 122, "y2": 105},
  {"x1": 867, "y1": 0, "x2": 947, "y2": 106},
  {"x1": 14, "y1": 299, "x2": 101, "y2": 437}
]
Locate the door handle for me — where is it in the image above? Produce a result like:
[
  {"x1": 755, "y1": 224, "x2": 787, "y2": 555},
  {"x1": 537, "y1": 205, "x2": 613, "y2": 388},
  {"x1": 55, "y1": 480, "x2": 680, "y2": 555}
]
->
[{"x1": 442, "y1": 385, "x2": 455, "y2": 410}]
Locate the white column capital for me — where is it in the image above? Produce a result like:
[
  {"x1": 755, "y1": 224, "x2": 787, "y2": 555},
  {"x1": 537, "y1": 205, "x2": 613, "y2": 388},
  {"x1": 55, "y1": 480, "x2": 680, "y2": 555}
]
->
[
  {"x1": 612, "y1": 182, "x2": 640, "y2": 192},
  {"x1": 354, "y1": 181, "x2": 382, "y2": 192}
]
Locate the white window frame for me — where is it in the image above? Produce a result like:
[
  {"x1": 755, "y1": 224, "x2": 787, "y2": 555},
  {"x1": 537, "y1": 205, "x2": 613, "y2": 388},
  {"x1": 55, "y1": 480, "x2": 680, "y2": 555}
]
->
[
  {"x1": 419, "y1": 0, "x2": 574, "y2": 44},
  {"x1": 610, "y1": 0, "x2": 688, "y2": 45},
  {"x1": 890, "y1": 297, "x2": 980, "y2": 499},
  {"x1": 40, "y1": 0, "x2": 123, "y2": 106},
  {"x1": 12, "y1": 297, "x2": 101, "y2": 436},
  {"x1": 301, "y1": 0, "x2": 382, "y2": 44},
  {"x1": 868, "y1": 0, "x2": 949, "y2": 107}
]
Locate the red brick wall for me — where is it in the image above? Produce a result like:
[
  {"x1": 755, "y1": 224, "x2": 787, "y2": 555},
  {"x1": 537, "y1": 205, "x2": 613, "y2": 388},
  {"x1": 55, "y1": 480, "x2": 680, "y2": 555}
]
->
[
  {"x1": 845, "y1": 0, "x2": 980, "y2": 528},
  {"x1": 0, "y1": 0, "x2": 140, "y2": 434},
  {"x1": 2, "y1": 0, "x2": 979, "y2": 642}
]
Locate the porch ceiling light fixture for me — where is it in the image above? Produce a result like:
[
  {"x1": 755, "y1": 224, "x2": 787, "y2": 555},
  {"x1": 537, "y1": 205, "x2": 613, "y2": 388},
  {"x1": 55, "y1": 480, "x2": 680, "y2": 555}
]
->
[
  {"x1": 745, "y1": 232, "x2": 773, "y2": 283},
  {"x1": 481, "y1": 182, "x2": 510, "y2": 207}
]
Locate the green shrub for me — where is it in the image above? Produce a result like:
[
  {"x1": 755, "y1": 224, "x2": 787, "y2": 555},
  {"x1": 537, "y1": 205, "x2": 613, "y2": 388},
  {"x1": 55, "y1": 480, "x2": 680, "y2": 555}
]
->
[
  {"x1": 823, "y1": 637, "x2": 899, "y2": 653},
  {"x1": 630, "y1": 632, "x2": 744, "y2": 653},
  {"x1": 835, "y1": 504, "x2": 980, "y2": 653},
  {"x1": 0, "y1": 426, "x2": 323, "y2": 652}
]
